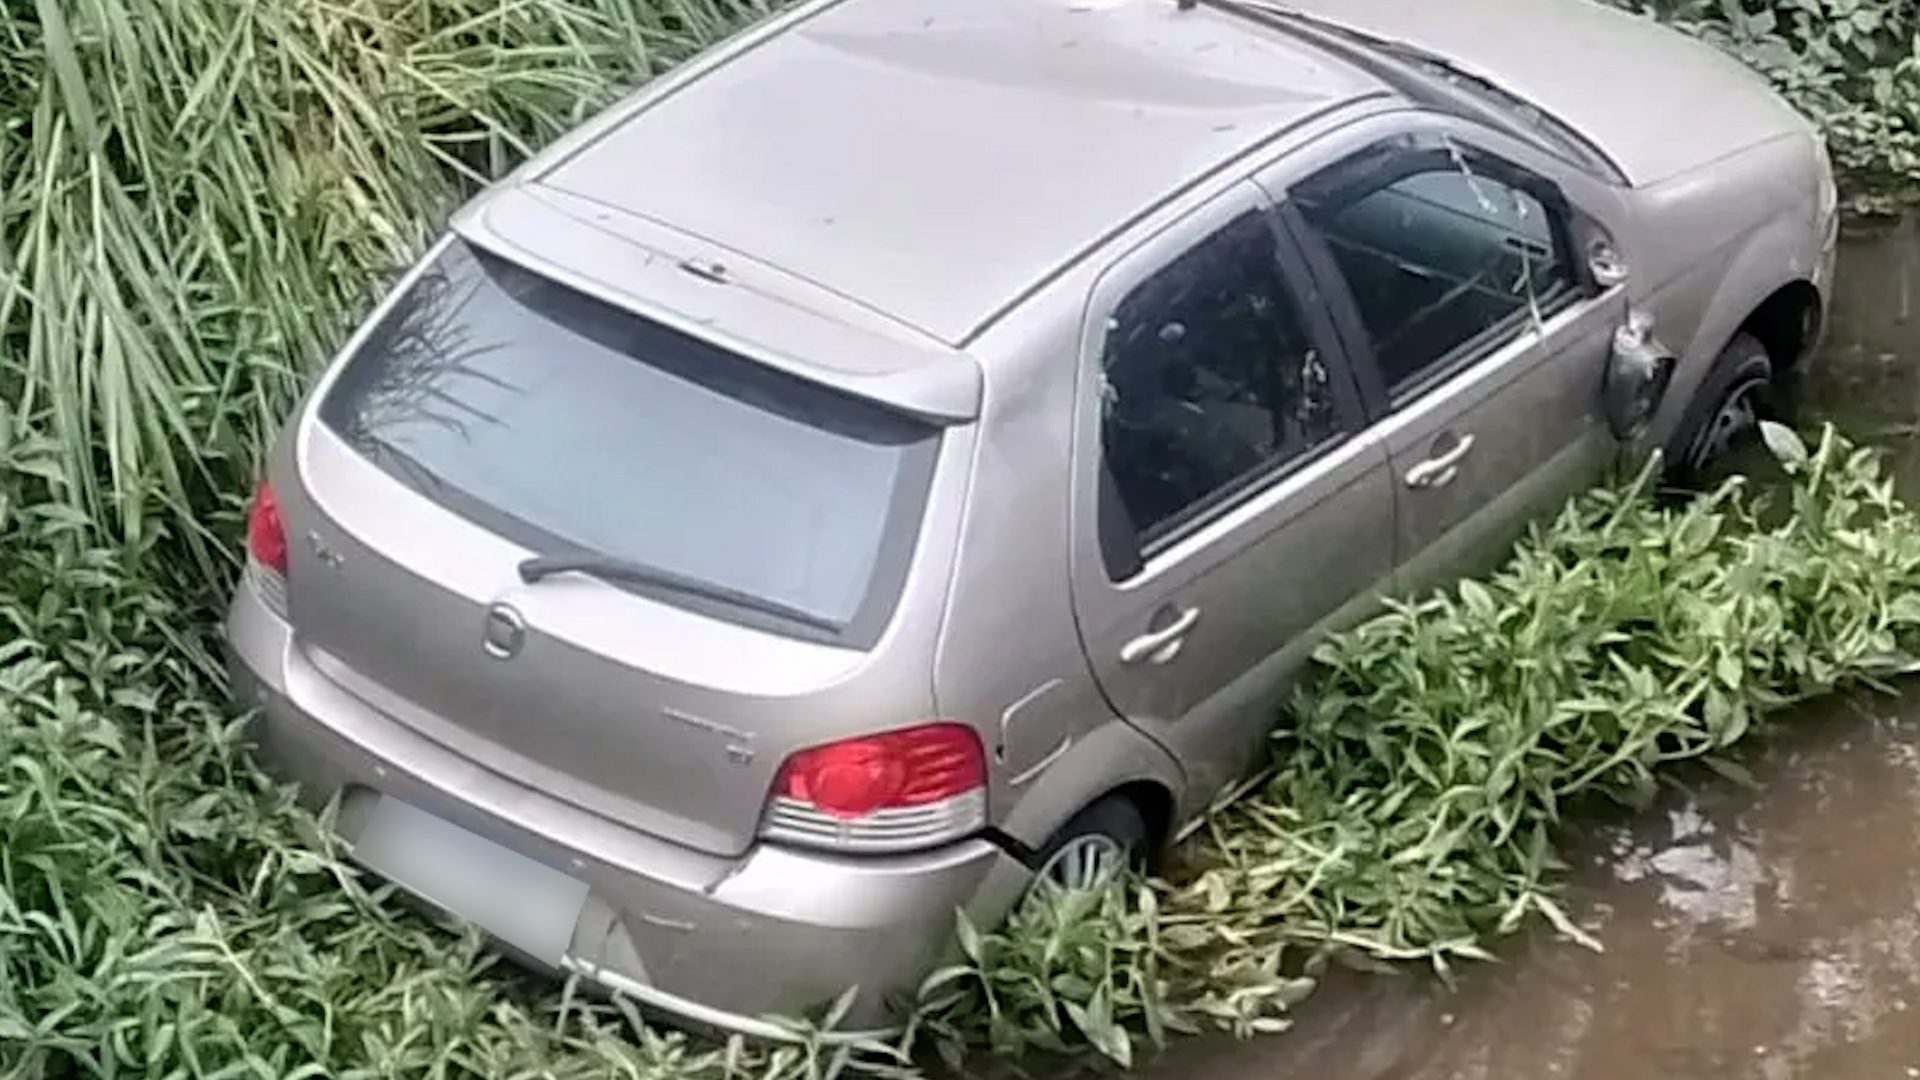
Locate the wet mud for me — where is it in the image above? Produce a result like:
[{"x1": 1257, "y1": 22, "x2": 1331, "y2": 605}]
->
[{"x1": 1134, "y1": 218, "x2": 1920, "y2": 1080}]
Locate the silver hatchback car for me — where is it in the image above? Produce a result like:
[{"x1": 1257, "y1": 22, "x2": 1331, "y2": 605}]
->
[{"x1": 226, "y1": 0, "x2": 1838, "y2": 1037}]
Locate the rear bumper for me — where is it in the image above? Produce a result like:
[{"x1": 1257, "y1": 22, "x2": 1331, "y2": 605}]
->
[{"x1": 224, "y1": 580, "x2": 1030, "y2": 1038}]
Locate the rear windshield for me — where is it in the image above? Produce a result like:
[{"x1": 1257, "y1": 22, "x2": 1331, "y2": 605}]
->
[{"x1": 318, "y1": 239, "x2": 940, "y2": 642}]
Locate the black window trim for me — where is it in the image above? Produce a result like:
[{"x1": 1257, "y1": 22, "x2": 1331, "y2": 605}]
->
[
  {"x1": 1095, "y1": 205, "x2": 1369, "y2": 583},
  {"x1": 1281, "y1": 132, "x2": 1593, "y2": 423}
]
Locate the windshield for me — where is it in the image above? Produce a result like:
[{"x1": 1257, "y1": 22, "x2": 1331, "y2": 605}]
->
[
  {"x1": 318, "y1": 239, "x2": 941, "y2": 640},
  {"x1": 1362, "y1": 38, "x2": 1622, "y2": 181},
  {"x1": 1214, "y1": 0, "x2": 1625, "y2": 183}
]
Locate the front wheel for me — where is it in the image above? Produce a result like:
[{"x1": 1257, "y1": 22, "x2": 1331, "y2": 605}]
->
[{"x1": 1666, "y1": 332, "x2": 1778, "y2": 481}]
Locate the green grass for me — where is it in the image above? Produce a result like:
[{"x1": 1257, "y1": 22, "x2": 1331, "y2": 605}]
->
[
  {"x1": 2, "y1": 0, "x2": 774, "y2": 612},
  {"x1": 2, "y1": 0, "x2": 1919, "y2": 1075},
  {"x1": 933, "y1": 424, "x2": 1920, "y2": 1067}
]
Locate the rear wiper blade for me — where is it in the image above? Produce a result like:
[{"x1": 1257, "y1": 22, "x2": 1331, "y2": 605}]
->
[{"x1": 517, "y1": 553, "x2": 841, "y2": 633}]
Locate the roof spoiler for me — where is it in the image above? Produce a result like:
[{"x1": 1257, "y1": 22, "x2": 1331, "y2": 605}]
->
[{"x1": 450, "y1": 186, "x2": 984, "y2": 425}]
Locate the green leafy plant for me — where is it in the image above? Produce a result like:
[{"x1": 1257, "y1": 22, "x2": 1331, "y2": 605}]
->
[
  {"x1": 913, "y1": 873, "x2": 1314, "y2": 1070},
  {"x1": 1610, "y1": 0, "x2": 1920, "y2": 212},
  {"x1": 4, "y1": 0, "x2": 1918, "y2": 1072},
  {"x1": 0, "y1": 0, "x2": 774, "y2": 612}
]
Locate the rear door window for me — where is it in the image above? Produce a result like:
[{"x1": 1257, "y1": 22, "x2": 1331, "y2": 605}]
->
[
  {"x1": 1098, "y1": 209, "x2": 1344, "y2": 556},
  {"x1": 318, "y1": 239, "x2": 939, "y2": 642}
]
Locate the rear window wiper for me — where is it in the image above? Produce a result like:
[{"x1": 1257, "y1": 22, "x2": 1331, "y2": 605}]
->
[{"x1": 518, "y1": 553, "x2": 841, "y2": 633}]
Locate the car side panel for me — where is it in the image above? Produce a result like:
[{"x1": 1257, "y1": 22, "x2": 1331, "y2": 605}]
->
[
  {"x1": 1064, "y1": 181, "x2": 1397, "y2": 826},
  {"x1": 1370, "y1": 305, "x2": 1625, "y2": 593},
  {"x1": 928, "y1": 264, "x2": 1185, "y2": 853},
  {"x1": 1076, "y1": 434, "x2": 1396, "y2": 818},
  {"x1": 1646, "y1": 216, "x2": 1814, "y2": 448},
  {"x1": 936, "y1": 110, "x2": 1408, "y2": 849},
  {"x1": 1258, "y1": 111, "x2": 1632, "y2": 587},
  {"x1": 992, "y1": 718, "x2": 1188, "y2": 856}
]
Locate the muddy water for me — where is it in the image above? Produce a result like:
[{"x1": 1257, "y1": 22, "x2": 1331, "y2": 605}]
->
[
  {"x1": 1137, "y1": 220, "x2": 1920, "y2": 1080},
  {"x1": 1807, "y1": 217, "x2": 1920, "y2": 487}
]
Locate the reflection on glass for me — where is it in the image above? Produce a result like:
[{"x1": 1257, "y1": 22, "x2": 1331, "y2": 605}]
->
[
  {"x1": 1100, "y1": 211, "x2": 1339, "y2": 543},
  {"x1": 1306, "y1": 168, "x2": 1572, "y2": 392},
  {"x1": 320, "y1": 240, "x2": 939, "y2": 633}
]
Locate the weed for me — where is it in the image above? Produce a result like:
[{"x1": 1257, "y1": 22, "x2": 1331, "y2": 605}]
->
[
  {"x1": 960, "y1": 424, "x2": 1920, "y2": 1062},
  {"x1": 1, "y1": 0, "x2": 774, "y2": 610},
  {"x1": 2, "y1": 0, "x2": 1917, "y2": 1072}
]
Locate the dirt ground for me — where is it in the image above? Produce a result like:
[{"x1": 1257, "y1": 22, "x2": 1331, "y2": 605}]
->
[{"x1": 1131, "y1": 218, "x2": 1920, "y2": 1080}]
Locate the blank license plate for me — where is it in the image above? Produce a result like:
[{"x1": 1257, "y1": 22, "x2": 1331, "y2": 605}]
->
[{"x1": 353, "y1": 796, "x2": 589, "y2": 965}]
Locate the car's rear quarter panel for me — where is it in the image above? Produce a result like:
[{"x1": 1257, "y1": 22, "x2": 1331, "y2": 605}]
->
[{"x1": 929, "y1": 269, "x2": 1188, "y2": 858}]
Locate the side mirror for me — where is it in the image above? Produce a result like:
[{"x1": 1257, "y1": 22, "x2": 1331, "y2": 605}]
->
[
  {"x1": 1603, "y1": 308, "x2": 1675, "y2": 441},
  {"x1": 1586, "y1": 237, "x2": 1629, "y2": 290}
]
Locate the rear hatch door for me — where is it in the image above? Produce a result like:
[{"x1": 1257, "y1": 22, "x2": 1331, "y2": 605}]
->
[{"x1": 274, "y1": 228, "x2": 953, "y2": 857}]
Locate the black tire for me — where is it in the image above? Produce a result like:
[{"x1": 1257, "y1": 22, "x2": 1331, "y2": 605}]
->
[
  {"x1": 1664, "y1": 332, "x2": 1778, "y2": 483},
  {"x1": 1030, "y1": 796, "x2": 1150, "y2": 893}
]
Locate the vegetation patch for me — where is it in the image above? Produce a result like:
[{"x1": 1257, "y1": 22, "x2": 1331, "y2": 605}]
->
[
  {"x1": 925, "y1": 424, "x2": 1920, "y2": 1066},
  {"x1": 1, "y1": 0, "x2": 1917, "y2": 1074},
  {"x1": 1, "y1": 0, "x2": 776, "y2": 607},
  {"x1": 1611, "y1": 0, "x2": 1920, "y2": 213}
]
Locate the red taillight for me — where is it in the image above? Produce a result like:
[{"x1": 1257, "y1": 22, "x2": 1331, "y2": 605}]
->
[
  {"x1": 773, "y1": 723, "x2": 986, "y2": 820},
  {"x1": 247, "y1": 481, "x2": 289, "y2": 576}
]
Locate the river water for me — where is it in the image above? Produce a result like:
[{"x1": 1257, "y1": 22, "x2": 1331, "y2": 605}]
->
[{"x1": 1136, "y1": 219, "x2": 1920, "y2": 1080}]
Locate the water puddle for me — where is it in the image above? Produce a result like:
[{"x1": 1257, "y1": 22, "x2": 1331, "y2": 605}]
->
[
  {"x1": 1148, "y1": 697, "x2": 1920, "y2": 1080},
  {"x1": 1132, "y1": 219, "x2": 1920, "y2": 1080}
]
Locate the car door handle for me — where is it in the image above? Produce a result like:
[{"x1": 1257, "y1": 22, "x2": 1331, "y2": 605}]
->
[
  {"x1": 1404, "y1": 433, "x2": 1477, "y2": 490},
  {"x1": 1121, "y1": 606, "x2": 1201, "y2": 666}
]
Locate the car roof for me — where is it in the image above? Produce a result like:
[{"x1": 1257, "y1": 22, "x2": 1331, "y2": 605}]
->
[{"x1": 530, "y1": 0, "x2": 1390, "y2": 346}]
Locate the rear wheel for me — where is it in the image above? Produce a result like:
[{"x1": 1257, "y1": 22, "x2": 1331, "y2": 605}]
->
[
  {"x1": 1029, "y1": 796, "x2": 1149, "y2": 894},
  {"x1": 1667, "y1": 332, "x2": 1777, "y2": 480}
]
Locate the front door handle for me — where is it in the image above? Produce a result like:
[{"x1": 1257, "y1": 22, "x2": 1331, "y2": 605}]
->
[
  {"x1": 1404, "y1": 433, "x2": 1477, "y2": 490},
  {"x1": 1121, "y1": 606, "x2": 1201, "y2": 666}
]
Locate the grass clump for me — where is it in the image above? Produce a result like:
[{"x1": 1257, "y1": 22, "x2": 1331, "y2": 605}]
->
[
  {"x1": 3, "y1": 0, "x2": 1918, "y2": 1072},
  {"x1": 914, "y1": 875, "x2": 1316, "y2": 1070},
  {"x1": 1, "y1": 0, "x2": 771, "y2": 605},
  {"x1": 953, "y1": 423, "x2": 1920, "y2": 1067}
]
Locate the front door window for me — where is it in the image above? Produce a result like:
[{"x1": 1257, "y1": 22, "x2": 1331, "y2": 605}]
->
[
  {"x1": 1286, "y1": 131, "x2": 1618, "y2": 591},
  {"x1": 1300, "y1": 162, "x2": 1574, "y2": 400}
]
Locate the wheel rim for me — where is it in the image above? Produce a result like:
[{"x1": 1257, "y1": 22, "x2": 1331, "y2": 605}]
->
[
  {"x1": 1037, "y1": 834, "x2": 1127, "y2": 891},
  {"x1": 1685, "y1": 375, "x2": 1767, "y2": 470}
]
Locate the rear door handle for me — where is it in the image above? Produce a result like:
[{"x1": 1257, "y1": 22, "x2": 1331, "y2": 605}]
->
[
  {"x1": 1121, "y1": 606, "x2": 1201, "y2": 666},
  {"x1": 1404, "y1": 433, "x2": 1476, "y2": 490}
]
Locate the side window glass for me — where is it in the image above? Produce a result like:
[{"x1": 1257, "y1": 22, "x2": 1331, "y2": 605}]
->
[
  {"x1": 1100, "y1": 211, "x2": 1341, "y2": 549},
  {"x1": 1301, "y1": 165, "x2": 1571, "y2": 396}
]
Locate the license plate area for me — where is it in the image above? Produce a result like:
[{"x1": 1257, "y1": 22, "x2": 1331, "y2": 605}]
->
[{"x1": 353, "y1": 796, "x2": 589, "y2": 964}]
